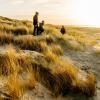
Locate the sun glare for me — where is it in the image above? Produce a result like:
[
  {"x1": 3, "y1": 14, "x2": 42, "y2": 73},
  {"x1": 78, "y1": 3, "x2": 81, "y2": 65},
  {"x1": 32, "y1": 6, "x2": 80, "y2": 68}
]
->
[
  {"x1": 0, "y1": 0, "x2": 100, "y2": 27},
  {"x1": 70, "y1": 0, "x2": 100, "y2": 27}
]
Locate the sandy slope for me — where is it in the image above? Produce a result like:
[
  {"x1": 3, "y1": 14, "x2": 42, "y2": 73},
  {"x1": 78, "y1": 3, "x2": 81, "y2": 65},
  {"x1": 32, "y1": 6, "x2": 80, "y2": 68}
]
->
[
  {"x1": 60, "y1": 50, "x2": 100, "y2": 100},
  {"x1": 21, "y1": 44, "x2": 100, "y2": 100},
  {"x1": 61, "y1": 33, "x2": 100, "y2": 100},
  {"x1": 0, "y1": 16, "x2": 100, "y2": 99},
  {"x1": 0, "y1": 47, "x2": 100, "y2": 100}
]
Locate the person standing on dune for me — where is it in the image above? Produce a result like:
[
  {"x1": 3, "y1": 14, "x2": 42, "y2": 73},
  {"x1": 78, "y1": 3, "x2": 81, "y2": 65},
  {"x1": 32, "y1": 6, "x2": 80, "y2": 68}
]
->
[{"x1": 33, "y1": 12, "x2": 39, "y2": 36}]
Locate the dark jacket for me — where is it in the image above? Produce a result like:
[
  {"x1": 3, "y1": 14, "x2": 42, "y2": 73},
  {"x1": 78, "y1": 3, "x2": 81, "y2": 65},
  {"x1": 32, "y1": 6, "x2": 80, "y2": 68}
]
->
[
  {"x1": 33, "y1": 15, "x2": 38, "y2": 25},
  {"x1": 38, "y1": 23, "x2": 44, "y2": 35},
  {"x1": 60, "y1": 27, "x2": 66, "y2": 34}
]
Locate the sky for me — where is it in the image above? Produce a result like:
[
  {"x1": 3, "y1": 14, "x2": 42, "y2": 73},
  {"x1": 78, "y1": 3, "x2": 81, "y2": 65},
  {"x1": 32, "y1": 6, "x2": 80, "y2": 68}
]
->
[{"x1": 0, "y1": 0, "x2": 100, "y2": 27}]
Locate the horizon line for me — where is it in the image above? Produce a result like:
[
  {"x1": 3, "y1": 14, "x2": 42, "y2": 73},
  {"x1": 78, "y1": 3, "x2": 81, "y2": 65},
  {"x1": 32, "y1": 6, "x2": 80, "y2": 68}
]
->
[{"x1": 0, "y1": 15, "x2": 100, "y2": 28}]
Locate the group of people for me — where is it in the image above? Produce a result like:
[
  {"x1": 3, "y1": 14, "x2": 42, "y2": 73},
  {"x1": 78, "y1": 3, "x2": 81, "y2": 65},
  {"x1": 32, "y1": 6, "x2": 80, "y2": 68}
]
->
[
  {"x1": 33, "y1": 12, "x2": 44, "y2": 36},
  {"x1": 33, "y1": 12, "x2": 66, "y2": 36}
]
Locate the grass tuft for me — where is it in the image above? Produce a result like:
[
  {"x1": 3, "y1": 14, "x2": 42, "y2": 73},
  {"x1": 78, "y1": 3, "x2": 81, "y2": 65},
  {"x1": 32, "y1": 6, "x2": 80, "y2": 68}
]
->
[
  {"x1": 0, "y1": 32, "x2": 14, "y2": 45},
  {"x1": 13, "y1": 26, "x2": 29, "y2": 35}
]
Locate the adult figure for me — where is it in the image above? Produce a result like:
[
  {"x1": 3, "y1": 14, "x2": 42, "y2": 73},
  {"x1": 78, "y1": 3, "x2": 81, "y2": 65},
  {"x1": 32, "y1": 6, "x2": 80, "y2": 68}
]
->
[{"x1": 33, "y1": 12, "x2": 39, "y2": 36}]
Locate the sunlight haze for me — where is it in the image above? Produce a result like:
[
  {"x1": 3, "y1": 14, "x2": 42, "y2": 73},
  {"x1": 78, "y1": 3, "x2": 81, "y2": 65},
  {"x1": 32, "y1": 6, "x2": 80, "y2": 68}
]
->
[{"x1": 0, "y1": 0, "x2": 100, "y2": 27}]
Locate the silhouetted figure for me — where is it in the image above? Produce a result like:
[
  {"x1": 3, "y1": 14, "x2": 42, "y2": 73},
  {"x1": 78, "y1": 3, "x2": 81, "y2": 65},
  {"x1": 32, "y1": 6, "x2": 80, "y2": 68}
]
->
[
  {"x1": 33, "y1": 12, "x2": 39, "y2": 36},
  {"x1": 60, "y1": 26, "x2": 66, "y2": 35},
  {"x1": 38, "y1": 21, "x2": 44, "y2": 35}
]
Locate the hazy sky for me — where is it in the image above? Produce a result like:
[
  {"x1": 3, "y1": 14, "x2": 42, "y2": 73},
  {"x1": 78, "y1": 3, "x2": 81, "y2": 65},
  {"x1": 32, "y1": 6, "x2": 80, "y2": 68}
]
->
[{"x1": 0, "y1": 0, "x2": 100, "y2": 26}]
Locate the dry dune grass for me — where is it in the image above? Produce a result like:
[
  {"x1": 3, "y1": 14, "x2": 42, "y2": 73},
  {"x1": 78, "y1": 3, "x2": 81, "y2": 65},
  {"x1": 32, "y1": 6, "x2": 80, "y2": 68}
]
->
[
  {"x1": 0, "y1": 17, "x2": 98, "y2": 98},
  {"x1": 0, "y1": 45, "x2": 32, "y2": 75},
  {"x1": 32, "y1": 59, "x2": 96, "y2": 97},
  {"x1": 74, "y1": 72, "x2": 96, "y2": 96},
  {"x1": 6, "y1": 69, "x2": 36, "y2": 99},
  {"x1": 6, "y1": 73, "x2": 24, "y2": 99},
  {"x1": 0, "y1": 46, "x2": 36, "y2": 99},
  {"x1": 0, "y1": 32, "x2": 14, "y2": 45},
  {"x1": 12, "y1": 26, "x2": 29, "y2": 35},
  {"x1": 0, "y1": 46, "x2": 25, "y2": 99},
  {"x1": 0, "y1": 18, "x2": 96, "y2": 52},
  {"x1": 56, "y1": 35, "x2": 85, "y2": 51},
  {"x1": 37, "y1": 35, "x2": 56, "y2": 45},
  {"x1": 66, "y1": 27, "x2": 97, "y2": 47},
  {"x1": 50, "y1": 44, "x2": 63, "y2": 56},
  {"x1": 14, "y1": 35, "x2": 49, "y2": 53},
  {"x1": 0, "y1": 17, "x2": 33, "y2": 35},
  {"x1": 22, "y1": 20, "x2": 32, "y2": 27},
  {"x1": 44, "y1": 50, "x2": 60, "y2": 63},
  {"x1": 21, "y1": 21, "x2": 33, "y2": 34},
  {"x1": 14, "y1": 35, "x2": 36, "y2": 50},
  {"x1": 0, "y1": 23, "x2": 14, "y2": 33},
  {"x1": 45, "y1": 25, "x2": 61, "y2": 37},
  {"x1": 45, "y1": 35, "x2": 56, "y2": 44},
  {"x1": 31, "y1": 48, "x2": 96, "y2": 97},
  {"x1": 66, "y1": 39, "x2": 85, "y2": 51},
  {"x1": 0, "y1": 45, "x2": 96, "y2": 98},
  {"x1": 0, "y1": 46, "x2": 20, "y2": 75}
]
